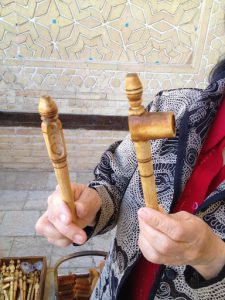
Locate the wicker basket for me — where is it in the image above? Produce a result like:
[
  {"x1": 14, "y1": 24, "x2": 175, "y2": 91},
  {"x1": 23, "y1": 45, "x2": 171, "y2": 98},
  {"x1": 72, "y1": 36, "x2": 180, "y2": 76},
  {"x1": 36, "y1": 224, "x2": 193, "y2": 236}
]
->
[{"x1": 54, "y1": 250, "x2": 107, "y2": 300}]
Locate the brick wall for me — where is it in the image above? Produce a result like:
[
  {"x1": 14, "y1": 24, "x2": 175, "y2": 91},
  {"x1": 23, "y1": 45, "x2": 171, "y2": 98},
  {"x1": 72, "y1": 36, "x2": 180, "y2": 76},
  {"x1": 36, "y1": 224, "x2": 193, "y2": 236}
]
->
[{"x1": 0, "y1": 126, "x2": 127, "y2": 173}]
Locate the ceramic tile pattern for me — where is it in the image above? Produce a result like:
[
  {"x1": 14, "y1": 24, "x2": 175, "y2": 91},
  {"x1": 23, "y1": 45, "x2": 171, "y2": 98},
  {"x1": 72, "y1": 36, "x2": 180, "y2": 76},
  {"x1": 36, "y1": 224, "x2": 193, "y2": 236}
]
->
[{"x1": 0, "y1": 0, "x2": 225, "y2": 115}]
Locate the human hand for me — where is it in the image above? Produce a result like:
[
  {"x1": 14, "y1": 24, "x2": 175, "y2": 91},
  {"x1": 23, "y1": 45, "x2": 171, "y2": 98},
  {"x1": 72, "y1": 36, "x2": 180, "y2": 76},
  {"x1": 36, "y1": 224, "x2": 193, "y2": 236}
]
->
[
  {"x1": 138, "y1": 207, "x2": 225, "y2": 280},
  {"x1": 35, "y1": 183, "x2": 102, "y2": 247}
]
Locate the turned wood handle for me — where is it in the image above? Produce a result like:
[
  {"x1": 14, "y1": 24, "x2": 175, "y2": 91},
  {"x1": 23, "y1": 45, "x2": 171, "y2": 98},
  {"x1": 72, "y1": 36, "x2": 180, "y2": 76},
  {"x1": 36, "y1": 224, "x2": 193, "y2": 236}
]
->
[
  {"x1": 39, "y1": 96, "x2": 77, "y2": 223},
  {"x1": 126, "y1": 73, "x2": 176, "y2": 210}
]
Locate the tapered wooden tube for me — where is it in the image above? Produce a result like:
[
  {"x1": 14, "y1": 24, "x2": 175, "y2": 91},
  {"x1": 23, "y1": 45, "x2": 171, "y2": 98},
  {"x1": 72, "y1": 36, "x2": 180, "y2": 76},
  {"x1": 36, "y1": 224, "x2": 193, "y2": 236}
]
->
[
  {"x1": 39, "y1": 96, "x2": 77, "y2": 223},
  {"x1": 126, "y1": 73, "x2": 176, "y2": 210}
]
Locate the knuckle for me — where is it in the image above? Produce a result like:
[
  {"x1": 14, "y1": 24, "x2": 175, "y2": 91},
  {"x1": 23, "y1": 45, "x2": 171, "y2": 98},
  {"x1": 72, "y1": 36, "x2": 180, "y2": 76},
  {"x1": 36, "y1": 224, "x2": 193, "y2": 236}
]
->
[
  {"x1": 152, "y1": 215, "x2": 161, "y2": 228},
  {"x1": 178, "y1": 211, "x2": 190, "y2": 220},
  {"x1": 149, "y1": 251, "x2": 160, "y2": 264},
  {"x1": 171, "y1": 227, "x2": 184, "y2": 240},
  {"x1": 60, "y1": 225, "x2": 74, "y2": 241},
  {"x1": 47, "y1": 211, "x2": 56, "y2": 224},
  {"x1": 61, "y1": 239, "x2": 72, "y2": 247},
  {"x1": 35, "y1": 221, "x2": 42, "y2": 235},
  {"x1": 161, "y1": 240, "x2": 171, "y2": 253},
  {"x1": 47, "y1": 196, "x2": 51, "y2": 205},
  {"x1": 47, "y1": 191, "x2": 60, "y2": 206},
  {"x1": 47, "y1": 194, "x2": 54, "y2": 205},
  {"x1": 178, "y1": 211, "x2": 186, "y2": 218},
  {"x1": 81, "y1": 205, "x2": 88, "y2": 217}
]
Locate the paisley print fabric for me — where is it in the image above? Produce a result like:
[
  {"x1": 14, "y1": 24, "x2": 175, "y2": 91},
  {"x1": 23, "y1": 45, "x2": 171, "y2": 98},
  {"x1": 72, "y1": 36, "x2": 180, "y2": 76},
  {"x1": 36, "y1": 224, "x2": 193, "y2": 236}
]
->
[{"x1": 88, "y1": 79, "x2": 225, "y2": 299}]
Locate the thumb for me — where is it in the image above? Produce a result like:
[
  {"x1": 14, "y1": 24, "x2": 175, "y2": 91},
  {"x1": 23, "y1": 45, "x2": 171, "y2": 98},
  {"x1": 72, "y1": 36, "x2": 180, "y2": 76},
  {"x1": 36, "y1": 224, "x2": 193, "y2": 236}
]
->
[
  {"x1": 75, "y1": 187, "x2": 101, "y2": 226},
  {"x1": 71, "y1": 182, "x2": 86, "y2": 201}
]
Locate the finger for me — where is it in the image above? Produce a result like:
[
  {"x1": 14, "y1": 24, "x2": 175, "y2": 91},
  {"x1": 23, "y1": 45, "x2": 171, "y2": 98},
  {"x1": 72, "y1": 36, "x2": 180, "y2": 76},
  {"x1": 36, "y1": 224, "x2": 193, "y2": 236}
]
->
[
  {"x1": 138, "y1": 233, "x2": 169, "y2": 265},
  {"x1": 49, "y1": 216, "x2": 87, "y2": 245},
  {"x1": 55, "y1": 183, "x2": 81, "y2": 213},
  {"x1": 47, "y1": 237, "x2": 72, "y2": 248},
  {"x1": 57, "y1": 183, "x2": 85, "y2": 201},
  {"x1": 71, "y1": 183, "x2": 86, "y2": 201},
  {"x1": 47, "y1": 188, "x2": 88, "y2": 244},
  {"x1": 47, "y1": 203, "x2": 87, "y2": 244},
  {"x1": 54, "y1": 183, "x2": 100, "y2": 227},
  {"x1": 47, "y1": 191, "x2": 73, "y2": 225},
  {"x1": 138, "y1": 208, "x2": 187, "y2": 242},
  {"x1": 138, "y1": 233, "x2": 184, "y2": 266},
  {"x1": 139, "y1": 217, "x2": 185, "y2": 258},
  {"x1": 56, "y1": 183, "x2": 89, "y2": 223},
  {"x1": 75, "y1": 188, "x2": 101, "y2": 225},
  {"x1": 35, "y1": 212, "x2": 71, "y2": 242}
]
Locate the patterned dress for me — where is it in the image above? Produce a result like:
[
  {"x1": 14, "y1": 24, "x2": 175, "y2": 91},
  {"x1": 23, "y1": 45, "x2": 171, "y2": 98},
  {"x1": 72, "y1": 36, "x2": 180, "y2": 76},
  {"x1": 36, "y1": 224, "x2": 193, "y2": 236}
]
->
[{"x1": 87, "y1": 79, "x2": 225, "y2": 299}]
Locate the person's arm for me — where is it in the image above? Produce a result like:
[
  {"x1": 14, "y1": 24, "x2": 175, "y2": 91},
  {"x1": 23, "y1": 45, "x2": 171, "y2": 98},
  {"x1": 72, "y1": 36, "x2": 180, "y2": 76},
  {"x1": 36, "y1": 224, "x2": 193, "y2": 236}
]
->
[
  {"x1": 138, "y1": 207, "x2": 225, "y2": 298},
  {"x1": 88, "y1": 135, "x2": 138, "y2": 236},
  {"x1": 87, "y1": 100, "x2": 156, "y2": 237}
]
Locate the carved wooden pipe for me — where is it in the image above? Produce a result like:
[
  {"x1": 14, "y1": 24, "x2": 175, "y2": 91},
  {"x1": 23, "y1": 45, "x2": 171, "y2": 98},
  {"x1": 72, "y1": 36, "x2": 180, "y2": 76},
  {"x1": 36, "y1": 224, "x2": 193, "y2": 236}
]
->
[
  {"x1": 39, "y1": 96, "x2": 77, "y2": 223},
  {"x1": 126, "y1": 73, "x2": 176, "y2": 210}
]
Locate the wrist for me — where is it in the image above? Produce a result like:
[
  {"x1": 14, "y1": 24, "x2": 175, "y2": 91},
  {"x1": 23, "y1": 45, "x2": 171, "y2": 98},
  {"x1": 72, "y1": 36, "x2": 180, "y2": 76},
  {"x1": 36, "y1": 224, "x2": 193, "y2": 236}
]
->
[{"x1": 192, "y1": 239, "x2": 225, "y2": 280}]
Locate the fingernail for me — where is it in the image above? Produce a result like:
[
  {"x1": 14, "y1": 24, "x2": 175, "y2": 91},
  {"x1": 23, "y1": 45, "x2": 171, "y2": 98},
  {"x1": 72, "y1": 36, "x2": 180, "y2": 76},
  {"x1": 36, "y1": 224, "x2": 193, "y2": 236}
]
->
[
  {"x1": 74, "y1": 234, "x2": 84, "y2": 244},
  {"x1": 60, "y1": 214, "x2": 67, "y2": 223}
]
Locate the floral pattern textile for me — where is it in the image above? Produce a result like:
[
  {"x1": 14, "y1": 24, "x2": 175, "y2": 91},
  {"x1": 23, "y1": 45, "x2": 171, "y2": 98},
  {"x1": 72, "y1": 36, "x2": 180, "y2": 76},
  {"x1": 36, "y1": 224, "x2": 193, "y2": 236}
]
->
[{"x1": 88, "y1": 80, "x2": 225, "y2": 300}]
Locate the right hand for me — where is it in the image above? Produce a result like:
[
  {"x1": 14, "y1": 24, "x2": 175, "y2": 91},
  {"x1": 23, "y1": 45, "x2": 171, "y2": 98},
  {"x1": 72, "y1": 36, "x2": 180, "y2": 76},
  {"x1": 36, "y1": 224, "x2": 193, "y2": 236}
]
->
[{"x1": 35, "y1": 183, "x2": 102, "y2": 247}]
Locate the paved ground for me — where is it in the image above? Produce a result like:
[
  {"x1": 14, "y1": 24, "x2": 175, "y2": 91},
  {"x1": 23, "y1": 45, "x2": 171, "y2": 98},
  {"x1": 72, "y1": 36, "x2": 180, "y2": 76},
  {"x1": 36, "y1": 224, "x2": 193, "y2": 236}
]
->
[{"x1": 0, "y1": 169, "x2": 114, "y2": 299}]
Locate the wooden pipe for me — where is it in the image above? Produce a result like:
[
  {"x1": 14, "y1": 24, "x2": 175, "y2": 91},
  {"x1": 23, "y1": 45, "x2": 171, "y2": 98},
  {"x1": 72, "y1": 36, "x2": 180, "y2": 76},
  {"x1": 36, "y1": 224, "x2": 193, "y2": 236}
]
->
[
  {"x1": 126, "y1": 73, "x2": 176, "y2": 210},
  {"x1": 39, "y1": 96, "x2": 77, "y2": 223}
]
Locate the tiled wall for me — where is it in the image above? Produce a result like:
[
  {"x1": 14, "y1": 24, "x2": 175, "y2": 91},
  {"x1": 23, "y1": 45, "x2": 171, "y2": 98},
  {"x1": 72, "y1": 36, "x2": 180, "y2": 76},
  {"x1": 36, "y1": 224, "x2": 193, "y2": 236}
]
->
[
  {"x1": 1, "y1": 0, "x2": 225, "y2": 115},
  {"x1": 0, "y1": 1, "x2": 225, "y2": 171}
]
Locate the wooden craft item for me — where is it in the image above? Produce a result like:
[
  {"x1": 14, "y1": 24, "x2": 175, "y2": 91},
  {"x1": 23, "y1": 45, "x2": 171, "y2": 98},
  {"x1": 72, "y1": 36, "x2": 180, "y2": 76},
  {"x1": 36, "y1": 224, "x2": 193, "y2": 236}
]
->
[
  {"x1": 18, "y1": 272, "x2": 23, "y2": 300},
  {"x1": 39, "y1": 96, "x2": 77, "y2": 223},
  {"x1": 22, "y1": 276, "x2": 26, "y2": 300},
  {"x1": 3, "y1": 290, "x2": 9, "y2": 300},
  {"x1": 9, "y1": 278, "x2": 13, "y2": 300},
  {"x1": 34, "y1": 281, "x2": 39, "y2": 300},
  {"x1": 126, "y1": 73, "x2": 176, "y2": 210},
  {"x1": 0, "y1": 258, "x2": 45, "y2": 300}
]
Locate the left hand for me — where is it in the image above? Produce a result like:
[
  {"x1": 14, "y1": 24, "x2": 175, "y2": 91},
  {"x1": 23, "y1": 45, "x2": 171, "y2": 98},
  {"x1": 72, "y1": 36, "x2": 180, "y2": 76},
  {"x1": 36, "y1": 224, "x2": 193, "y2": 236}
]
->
[{"x1": 138, "y1": 207, "x2": 225, "y2": 280}]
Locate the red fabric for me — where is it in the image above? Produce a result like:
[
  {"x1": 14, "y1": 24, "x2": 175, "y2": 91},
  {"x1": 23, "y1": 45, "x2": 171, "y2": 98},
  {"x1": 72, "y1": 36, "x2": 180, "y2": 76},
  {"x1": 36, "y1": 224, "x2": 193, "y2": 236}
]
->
[
  {"x1": 209, "y1": 165, "x2": 225, "y2": 195},
  {"x1": 174, "y1": 96, "x2": 225, "y2": 213},
  {"x1": 127, "y1": 97, "x2": 225, "y2": 300},
  {"x1": 173, "y1": 139, "x2": 225, "y2": 213}
]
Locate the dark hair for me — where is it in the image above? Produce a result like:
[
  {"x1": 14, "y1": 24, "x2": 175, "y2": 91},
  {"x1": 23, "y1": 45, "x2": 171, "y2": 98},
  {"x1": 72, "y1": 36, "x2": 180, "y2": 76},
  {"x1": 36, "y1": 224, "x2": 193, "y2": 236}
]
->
[{"x1": 208, "y1": 57, "x2": 225, "y2": 83}]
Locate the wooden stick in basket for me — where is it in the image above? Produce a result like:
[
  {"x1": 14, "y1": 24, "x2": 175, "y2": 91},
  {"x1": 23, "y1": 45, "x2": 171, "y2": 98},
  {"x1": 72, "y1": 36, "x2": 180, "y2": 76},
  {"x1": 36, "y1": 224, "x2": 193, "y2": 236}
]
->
[
  {"x1": 39, "y1": 96, "x2": 77, "y2": 223},
  {"x1": 125, "y1": 74, "x2": 176, "y2": 210}
]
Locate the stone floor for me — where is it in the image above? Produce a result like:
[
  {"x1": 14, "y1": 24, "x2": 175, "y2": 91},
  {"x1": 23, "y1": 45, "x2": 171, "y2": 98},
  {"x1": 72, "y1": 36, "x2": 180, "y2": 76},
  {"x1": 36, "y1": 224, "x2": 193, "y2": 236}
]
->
[{"x1": 0, "y1": 169, "x2": 114, "y2": 299}]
